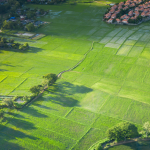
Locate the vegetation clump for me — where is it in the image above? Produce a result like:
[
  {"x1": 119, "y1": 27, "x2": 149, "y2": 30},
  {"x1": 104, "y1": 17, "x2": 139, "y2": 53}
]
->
[
  {"x1": 106, "y1": 122, "x2": 139, "y2": 142},
  {"x1": 0, "y1": 36, "x2": 29, "y2": 50}
]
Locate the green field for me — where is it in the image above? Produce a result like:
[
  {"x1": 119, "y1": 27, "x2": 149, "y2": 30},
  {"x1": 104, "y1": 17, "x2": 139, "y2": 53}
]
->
[{"x1": 1, "y1": 1, "x2": 150, "y2": 149}]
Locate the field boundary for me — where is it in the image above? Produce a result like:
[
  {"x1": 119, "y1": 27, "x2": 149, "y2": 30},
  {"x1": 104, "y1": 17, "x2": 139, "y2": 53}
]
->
[{"x1": 57, "y1": 41, "x2": 94, "y2": 78}]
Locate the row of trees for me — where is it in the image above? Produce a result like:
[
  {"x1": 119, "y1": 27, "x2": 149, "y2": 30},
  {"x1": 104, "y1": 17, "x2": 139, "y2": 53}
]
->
[
  {"x1": 0, "y1": 36, "x2": 29, "y2": 50},
  {"x1": 0, "y1": 0, "x2": 20, "y2": 14},
  {"x1": 2, "y1": 20, "x2": 24, "y2": 30},
  {"x1": 30, "y1": 73, "x2": 57, "y2": 96},
  {"x1": 0, "y1": 73, "x2": 58, "y2": 118}
]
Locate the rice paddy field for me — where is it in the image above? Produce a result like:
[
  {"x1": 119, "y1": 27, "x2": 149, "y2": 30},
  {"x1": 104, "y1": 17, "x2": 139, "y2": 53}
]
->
[{"x1": 1, "y1": 0, "x2": 150, "y2": 149}]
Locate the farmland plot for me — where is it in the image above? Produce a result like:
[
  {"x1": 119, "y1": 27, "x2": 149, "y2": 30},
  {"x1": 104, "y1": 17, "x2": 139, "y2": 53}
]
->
[{"x1": 1, "y1": 1, "x2": 150, "y2": 150}]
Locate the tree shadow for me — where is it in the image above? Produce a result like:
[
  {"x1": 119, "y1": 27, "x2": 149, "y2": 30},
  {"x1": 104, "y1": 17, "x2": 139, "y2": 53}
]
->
[
  {"x1": 49, "y1": 93, "x2": 79, "y2": 107},
  {"x1": 57, "y1": 82, "x2": 93, "y2": 94},
  {"x1": 8, "y1": 117, "x2": 37, "y2": 130},
  {"x1": 21, "y1": 106, "x2": 48, "y2": 118},
  {"x1": 42, "y1": 81, "x2": 93, "y2": 107},
  {"x1": 0, "y1": 123, "x2": 38, "y2": 150},
  {"x1": 7, "y1": 112, "x2": 25, "y2": 119},
  {"x1": 34, "y1": 102, "x2": 58, "y2": 111},
  {"x1": 0, "y1": 69, "x2": 7, "y2": 71},
  {"x1": 21, "y1": 47, "x2": 44, "y2": 53},
  {"x1": 0, "y1": 47, "x2": 44, "y2": 54},
  {"x1": 0, "y1": 136, "x2": 26, "y2": 150}
]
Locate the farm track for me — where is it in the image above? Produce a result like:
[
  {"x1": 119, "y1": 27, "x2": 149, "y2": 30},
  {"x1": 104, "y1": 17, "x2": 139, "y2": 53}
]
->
[{"x1": 57, "y1": 41, "x2": 95, "y2": 78}]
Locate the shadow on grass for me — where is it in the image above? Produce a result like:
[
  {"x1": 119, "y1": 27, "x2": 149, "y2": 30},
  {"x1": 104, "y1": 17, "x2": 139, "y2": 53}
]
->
[
  {"x1": 0, "y1": 47, "x2": 44, "y2": 54},
  {"x1": 8, "y1": 117, "x2": 37, "y2": 130},
  {"x1": 35, "y1": 81, "x2": 93, "y2": 107},
  {"x1": 22, "y1": 106, "x2": 48, "y2": 118},
  {"x1": 0, "y1": 123, "x2": 38, "y2": 149},
  {"x1": 0, "y1": 69, "x2": 7, "y2": 71},
  {"x1": 7, "y1": 112, "x2": 25, "y2": 119},
  {"x1": 58, "y1": 82, "x2": 93, "y2": 94},
  {"x1": 22, "y1": 47, "x2": 44, "y2": 53}
]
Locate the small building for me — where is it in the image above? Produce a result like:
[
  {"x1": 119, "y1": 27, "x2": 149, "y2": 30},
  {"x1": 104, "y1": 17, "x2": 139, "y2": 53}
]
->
[
  {"x1": 130, "y1": 3, "x2": 136, "y2": 7},
  {"x1": 20, "y1": 16, "x2": 25, "y2": 21},
  {"x1": 128, "y1": 10, "x2": 133, "y2": 16},
  {"x1": 109, "y1": 9, "x2": 115, "y2": 14},
  {"x1": 107, "y1": 18, "x2": 113, "y2": 23},
  {"x1": 118, "y1": 2, "x2": 124, "y2": 6},
  {"x1": 105, "y1": 13, "x2": 111, "y2": 19},
  {"x1": 122, "y1": 19, "x2": 128, "y2": 24},
  {"x1": 118, "y1": 6, "x2": 122, "y2": 10},
  {"x1": 123, "y1": 6, "x2": 129, "y2": 10},
  {"x1": 134, "y1": 11, "x2": 139, "y2": 16},
  {"x1": 146, "y1": 12, "x2": 150, "y2": 16},
  {"x1": 116, "y1": 18, "x2": 121, "y2": 23},
  {"x1": 141, "y1": 12, "x2": 146, "y2": 17},
  {"x1": 111, "y1": 14, "x2": 116, "y2": 19}
]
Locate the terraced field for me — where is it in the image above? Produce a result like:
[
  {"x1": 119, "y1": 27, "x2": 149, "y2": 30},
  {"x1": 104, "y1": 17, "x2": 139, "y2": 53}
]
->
[{"x1": 1, "y1": 1, "x2": 150, "y2": 149}]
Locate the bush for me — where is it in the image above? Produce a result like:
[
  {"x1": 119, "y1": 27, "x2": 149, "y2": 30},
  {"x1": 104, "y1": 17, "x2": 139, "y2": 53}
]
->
[
  {"x1": 25, "y1": 23, "x2": 35, "y2": 32},
  {"x1": 2, "y1": 98, "x2": 14, "y2": 108},
  {"x1": 13, "y1": 102, "x2": 23, "y2": 109},
  {"x1": 30, "y1": 85, "x2": 43, "y2": 96},
  {"x1": 23, "y1": 96, "x2": 30, "y2": 102},
  {"x1": 43, "y1": 73, "x2": 57, "y2": 86},
  {"x1": 106, "y1": 122, "x2": 139, "y2": 142}
]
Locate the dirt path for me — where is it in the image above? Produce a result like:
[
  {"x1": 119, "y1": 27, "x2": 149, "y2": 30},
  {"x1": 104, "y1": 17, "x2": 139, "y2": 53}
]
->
[
  {"x1": 104, "y1": 138, "x2": 150, "y2": 149},
  {"x1": 57, "y1": 41, "x2": 94, "y2": 78}
]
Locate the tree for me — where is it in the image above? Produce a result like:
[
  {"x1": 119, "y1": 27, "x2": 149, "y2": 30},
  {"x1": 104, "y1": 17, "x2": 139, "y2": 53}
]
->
[
  {"x1": 9, "y1": 39, "x2": 14, "y2": 43},
  {"x1": 106, "y1": 122, "x2": 139, "y2": 142},
  {"x1": 15, "y1": 1, "x2": 20, "y2": 8},
  {"x1": 1, "y1": 37, "x2": 7, "y2": 43},
  {"x1": 23, "y1": 42, "x2": 29, "y2": 49},
  {"x1": 25, "y1": 23, "x2": 35, "y2": 32},
  {"x1": 23, "y1": 96, "x2": 30, "y2": 102},
  {"x1": 30, "y1": 85, "x2": 43, "y2": 96},
  {"x1": 143, "y1": 122, "x2": 150, "y2": 138},
  {"x1": 43, "y1": 73, "x2": 57, "y2": 86},
  {"x1": 19, "y1": 44, "x2": 24, "y2": 50},
  {"x1": 26, "y1": 11, "x2": 35, "y2": 19},
  {"x1": 0, "y1": 41, "x2": 4, "y2": 47},
  {"x1": 0, "y1": 109, "x2": 4, "y2": 118},
  {"x1": 3, "y1": 98, "x2": 14, "y2": 108}
]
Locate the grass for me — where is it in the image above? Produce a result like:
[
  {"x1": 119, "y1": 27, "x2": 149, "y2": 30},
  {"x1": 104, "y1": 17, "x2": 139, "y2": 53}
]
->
[{"x1": 1, "y1": 1, "x2": 150, "y2": 150}]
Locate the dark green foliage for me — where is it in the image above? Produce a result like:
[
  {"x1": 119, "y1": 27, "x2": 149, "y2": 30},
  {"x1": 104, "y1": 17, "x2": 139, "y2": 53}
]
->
[
  {"x1": 106, "y1": 122, "x2": 139, "y2": 142},
  {"x1": 2, "y1": 99, "x2": 14, "y2": 108},
  {"x1": 25, "y1": 23, "x2": 35, "y2": 32},
  {"x1": 2, "y1": 20, "x2": 23, "y2": 30},
  {"x1": 0, "y1": 109, "x2": 4, "y2": 118},
  {"x1": 43, "y1": 73, "x2": 57, "y2": 86},
  {"x1": 29, "y1": 85, "x2": 43, "y2": 96},
  {"x1": 9, "y1": 39, "x2": 14, "y2": 43}
]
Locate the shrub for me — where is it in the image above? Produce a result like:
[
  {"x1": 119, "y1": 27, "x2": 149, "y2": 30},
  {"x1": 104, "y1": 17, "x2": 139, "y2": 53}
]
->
[
  {"x1": 2, "y1": 98, "x2": 14, "y2": 108},
  {"x1": 106, "y1": 122, "x2": 139, "y2": 142},
  {"x1": 29, "y1": 85, "x2": 43, "y2": 96}
]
